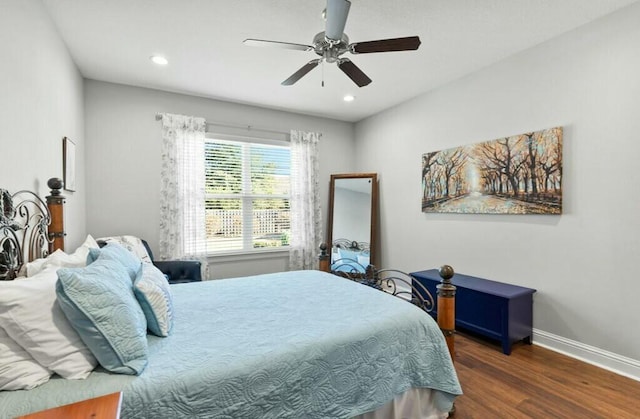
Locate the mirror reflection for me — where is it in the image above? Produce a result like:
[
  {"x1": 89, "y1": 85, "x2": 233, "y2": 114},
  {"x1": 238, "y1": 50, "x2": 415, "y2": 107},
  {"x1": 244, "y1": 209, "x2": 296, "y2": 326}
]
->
[{"x1": 327, "y1": 173, "x2": 378, "y2": 272}]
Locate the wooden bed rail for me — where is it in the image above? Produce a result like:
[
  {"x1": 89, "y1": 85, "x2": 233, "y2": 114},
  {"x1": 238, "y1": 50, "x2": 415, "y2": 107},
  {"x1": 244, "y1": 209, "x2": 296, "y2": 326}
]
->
[{"x1": 318, "y1": 243, "x2": 457, "y2": 362}]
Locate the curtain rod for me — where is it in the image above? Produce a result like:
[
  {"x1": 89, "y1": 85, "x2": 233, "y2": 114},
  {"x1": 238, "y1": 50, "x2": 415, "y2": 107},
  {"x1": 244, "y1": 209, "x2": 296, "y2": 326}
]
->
[{"x1": 155, "y1": 113, "x2": 289, "y2": 136}]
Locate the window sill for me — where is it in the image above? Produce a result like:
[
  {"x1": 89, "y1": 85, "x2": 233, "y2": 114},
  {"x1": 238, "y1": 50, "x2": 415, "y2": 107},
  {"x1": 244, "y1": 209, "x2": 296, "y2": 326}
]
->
[{"x1": 207, "y1": 248, "x2": 289, "y2": 263}]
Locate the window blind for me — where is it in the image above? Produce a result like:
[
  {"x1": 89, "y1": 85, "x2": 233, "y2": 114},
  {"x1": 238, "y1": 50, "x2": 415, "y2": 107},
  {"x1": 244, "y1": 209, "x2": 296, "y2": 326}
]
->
[{"x1": 204, "y1": 137, "x2": 291, "y2": 253}]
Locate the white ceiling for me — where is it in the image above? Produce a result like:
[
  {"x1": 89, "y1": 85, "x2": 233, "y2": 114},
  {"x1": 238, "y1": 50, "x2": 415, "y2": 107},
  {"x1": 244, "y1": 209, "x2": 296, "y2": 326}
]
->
[{"x1": 42, "y1": 0, "x2": 638, "y2": 122}]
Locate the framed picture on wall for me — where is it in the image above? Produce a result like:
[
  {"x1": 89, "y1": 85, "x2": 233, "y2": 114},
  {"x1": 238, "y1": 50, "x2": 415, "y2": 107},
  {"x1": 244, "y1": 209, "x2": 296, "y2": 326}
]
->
[
  {"x1": 63, "y1": 137, "x2": 76, "y2": 192},
  {"x1": 421, "y1": 126, "x2": 563, "y2": 214}
]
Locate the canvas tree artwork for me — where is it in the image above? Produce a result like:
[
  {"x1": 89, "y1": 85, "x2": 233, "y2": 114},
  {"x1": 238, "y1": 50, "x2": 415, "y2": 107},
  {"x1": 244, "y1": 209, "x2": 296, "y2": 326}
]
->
[{"x1": 422, "y1": 127, "x2": 563, "y2": 214}]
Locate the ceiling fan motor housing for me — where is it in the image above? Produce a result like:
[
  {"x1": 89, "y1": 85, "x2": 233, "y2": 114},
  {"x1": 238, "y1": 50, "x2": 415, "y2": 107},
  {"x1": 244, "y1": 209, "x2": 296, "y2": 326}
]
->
[{"x1": 314, "y1": 31, "x2": 349, "y2": 63}]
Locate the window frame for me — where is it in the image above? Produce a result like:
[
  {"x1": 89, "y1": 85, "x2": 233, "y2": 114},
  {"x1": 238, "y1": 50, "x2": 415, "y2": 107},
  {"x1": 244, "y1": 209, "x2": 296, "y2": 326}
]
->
[{"x1": 204, "y1": 132, "x2": 291, "y2": 256}]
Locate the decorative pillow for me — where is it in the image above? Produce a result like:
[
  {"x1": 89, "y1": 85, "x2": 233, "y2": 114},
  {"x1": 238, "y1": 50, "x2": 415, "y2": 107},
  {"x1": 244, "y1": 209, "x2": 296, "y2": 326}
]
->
[
  {"x1": 0, "y1": 268, "x2": 98, "y2": 379},
  {"x1": 333, "y1": 248, "x2": 367, "y2": 273},
  {"x1": 87, "y1": 242, "x2": 143, "y2": 281},
  {"x1": 133, "y1": 264, "x2": 174, "y2": 337},
  {"x1": 26, "y1": 234, "x2": 99, "y2": 277},
  {"x1": 0, "y1": 326, "x2": 51, "y2": 391},
  {"x1": 338, "y1": 247, "x2": 360, "y2": 262},
  {"x1": 357, "y1": 252, "x2": 370, "y2": 267},
  {"x1": 56, "y1": 259, "x2": 148, "y2": 375},
  {"x1": 97, "y1": 235, "x2": 152, "y2": 264}
]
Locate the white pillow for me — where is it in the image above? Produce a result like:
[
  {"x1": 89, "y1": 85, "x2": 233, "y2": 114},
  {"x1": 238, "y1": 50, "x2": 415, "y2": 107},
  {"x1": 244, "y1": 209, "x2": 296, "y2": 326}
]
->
[
  {"x1": 26, "y1": 234, "x2": 99, "y2": 277},
  {"x1": 97, "y1": 235, "x2": 152, "y2": 264},
  {"x1": 0, "y1": 268, "x2": 98, "y2": 379},
  {"x1": 0, "y1": 326, "x2": 51, "y2": 391}
]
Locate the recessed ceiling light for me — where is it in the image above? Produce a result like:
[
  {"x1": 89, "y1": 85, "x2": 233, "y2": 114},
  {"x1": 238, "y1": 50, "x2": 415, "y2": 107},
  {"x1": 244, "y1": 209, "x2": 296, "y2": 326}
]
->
[
  {"x1": 150, "y1": 55, "x2": 168, "y2": 66},
  {"x1": 343, "y1": 95, "x2": 355, "y2": 102}
]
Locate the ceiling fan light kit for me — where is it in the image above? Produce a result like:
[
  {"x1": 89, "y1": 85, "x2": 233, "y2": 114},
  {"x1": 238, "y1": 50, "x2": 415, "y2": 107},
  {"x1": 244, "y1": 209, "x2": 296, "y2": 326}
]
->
[{"x1": 243, "y1": 0, "x2": 421, "y2": 87}]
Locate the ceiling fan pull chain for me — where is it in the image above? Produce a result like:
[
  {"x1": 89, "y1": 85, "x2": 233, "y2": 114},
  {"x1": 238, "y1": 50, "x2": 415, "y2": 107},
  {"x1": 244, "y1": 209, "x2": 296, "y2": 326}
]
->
[{"x1": 322, "y1": 60, "x2": 325, "y2": 87}]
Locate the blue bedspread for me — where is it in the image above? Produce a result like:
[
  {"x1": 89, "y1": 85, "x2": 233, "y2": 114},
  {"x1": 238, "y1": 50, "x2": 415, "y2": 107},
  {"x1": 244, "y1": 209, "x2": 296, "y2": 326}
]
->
[{"x1": 0, "y1": 270, "x2": 461, "y2": 418}]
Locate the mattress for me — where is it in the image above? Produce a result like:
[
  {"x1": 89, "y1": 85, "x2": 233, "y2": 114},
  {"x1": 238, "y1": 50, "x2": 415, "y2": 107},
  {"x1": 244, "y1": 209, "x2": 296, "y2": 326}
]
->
[{"x1": 0, "y1": 270, "x2": 461, "y2": 418}]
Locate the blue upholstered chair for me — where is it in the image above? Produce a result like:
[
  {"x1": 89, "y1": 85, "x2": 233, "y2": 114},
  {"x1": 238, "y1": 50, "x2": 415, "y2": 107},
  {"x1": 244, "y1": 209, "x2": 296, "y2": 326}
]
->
[
  {"x1": 97, "y1": 238, "x2": 202, "y2": 284},
  {"x1": 140, "y1": 240, "x2": 202, "y2": 284}
]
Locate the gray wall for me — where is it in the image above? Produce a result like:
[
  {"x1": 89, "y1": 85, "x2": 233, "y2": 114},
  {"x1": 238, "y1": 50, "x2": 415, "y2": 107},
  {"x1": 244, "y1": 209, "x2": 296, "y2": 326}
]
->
[
  {"x1": 84, "y1": 80, "x2": 355, "y2": 279},
  {"x1": 0, "y1": 0, "x2": 86, "y2": 249},
  {"x1": 355, "y1": 3, "x2": 640, "y2": 364}
]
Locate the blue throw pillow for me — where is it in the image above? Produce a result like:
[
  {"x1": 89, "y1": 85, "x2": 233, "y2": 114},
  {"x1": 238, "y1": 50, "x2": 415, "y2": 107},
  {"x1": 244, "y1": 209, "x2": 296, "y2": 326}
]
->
[
  {"x1": 334, "y1": 248, "x2": 366, "y2": 273},
  {"x1": 133, "y1": 264, "x2": 174, "y2": 337},
  {"x1": 56, "y1": 259, "x2": 148, "y2": 375},
  {"x1": 338, "y1": 248, "x2": 360, "y2": 262},
  {"x1": 357, "y1": 251, "x2": 370, "y2": 268},
  {"x1": 87, "y1": 242, "x2": 142, "y2": 281}
]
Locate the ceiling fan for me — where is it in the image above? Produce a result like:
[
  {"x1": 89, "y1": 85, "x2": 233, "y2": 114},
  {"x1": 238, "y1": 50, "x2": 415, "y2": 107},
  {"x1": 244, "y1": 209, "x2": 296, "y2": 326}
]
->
[{"x1": 243, "y1": 0, "x2": 421, "y2": 87}]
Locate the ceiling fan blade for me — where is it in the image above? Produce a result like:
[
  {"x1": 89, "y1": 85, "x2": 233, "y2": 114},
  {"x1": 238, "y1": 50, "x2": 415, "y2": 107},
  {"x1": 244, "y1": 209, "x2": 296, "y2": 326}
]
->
[
  {"x1": 338, "y1": 59, "x2": 372, "y2": 87},
  {"x1": 243, "y1": 39, "x2": 313, "y2": 52},
  {"x1": 281, "y1": 59, "x2": 321, "y2": 86},
  {"x1": 325, "y1": 0, "x2": 351, "y2": 41},
  {"x1": 350, "y1": 36, "x2": 421, "y2": 54}
]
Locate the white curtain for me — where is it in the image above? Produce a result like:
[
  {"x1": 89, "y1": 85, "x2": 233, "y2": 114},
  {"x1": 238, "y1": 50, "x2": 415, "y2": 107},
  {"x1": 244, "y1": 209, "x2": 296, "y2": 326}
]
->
[
  {"x1": 289, "y1": 129, "x2": 323, "y2": 270},
  {"x1": 159, "y1": 113, "x2": 208, "y2": 273}
]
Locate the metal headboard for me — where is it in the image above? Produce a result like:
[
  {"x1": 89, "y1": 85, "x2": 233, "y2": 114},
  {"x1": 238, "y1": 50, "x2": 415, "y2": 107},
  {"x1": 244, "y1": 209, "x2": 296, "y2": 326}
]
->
[
  {"x1": 332, "y1": 238, "x2": 370, "y2": 252},
  {"x1": 0, "y1": 189, "x2": 51, "y2": 280},
  {"x1": 331, "y1": 263, "x2": 436, "y2": 314}
]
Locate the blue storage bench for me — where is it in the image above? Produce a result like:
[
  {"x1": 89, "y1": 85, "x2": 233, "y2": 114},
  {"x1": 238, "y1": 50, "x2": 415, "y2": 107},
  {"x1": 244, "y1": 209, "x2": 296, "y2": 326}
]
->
[{"x1": 411, "y1": 269, "x2": 536, "y2": 355}]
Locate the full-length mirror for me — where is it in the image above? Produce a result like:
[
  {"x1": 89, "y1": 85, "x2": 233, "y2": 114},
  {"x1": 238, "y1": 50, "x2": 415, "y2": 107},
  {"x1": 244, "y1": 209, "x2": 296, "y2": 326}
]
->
[{"x1": 327, "y1": 173, "x2": 378, "y2": 271}]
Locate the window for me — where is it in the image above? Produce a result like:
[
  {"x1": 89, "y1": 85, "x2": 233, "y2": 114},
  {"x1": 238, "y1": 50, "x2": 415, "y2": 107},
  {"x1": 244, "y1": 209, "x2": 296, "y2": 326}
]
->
[{"x1": 205, "y1": 136, "x2": 291, "y2": 253}]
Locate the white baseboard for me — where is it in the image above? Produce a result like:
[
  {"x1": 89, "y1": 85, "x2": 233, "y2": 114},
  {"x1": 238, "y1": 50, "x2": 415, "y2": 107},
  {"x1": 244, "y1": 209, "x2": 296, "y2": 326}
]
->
[{"x1": 533, "y1": 328, "x2": 640, "y2": 382}]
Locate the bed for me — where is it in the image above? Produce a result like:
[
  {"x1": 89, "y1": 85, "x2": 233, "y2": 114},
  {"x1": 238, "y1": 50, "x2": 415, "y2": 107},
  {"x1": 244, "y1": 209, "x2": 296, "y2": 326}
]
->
[{"x1": 0, "y1": 186, "x2": 462, "y2": 418}]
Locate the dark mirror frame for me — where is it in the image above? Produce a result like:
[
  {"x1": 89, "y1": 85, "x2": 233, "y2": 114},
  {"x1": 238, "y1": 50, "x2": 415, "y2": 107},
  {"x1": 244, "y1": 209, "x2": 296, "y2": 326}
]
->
[{"x1": 327, "y1": 173, "x2": 378, "y2": 268}]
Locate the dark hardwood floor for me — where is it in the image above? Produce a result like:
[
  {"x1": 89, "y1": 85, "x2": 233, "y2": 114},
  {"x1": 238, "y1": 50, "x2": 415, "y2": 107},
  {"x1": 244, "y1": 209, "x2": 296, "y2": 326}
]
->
[{"x1": 452, "y1": 332, "x2": 640, "y2": 418}]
